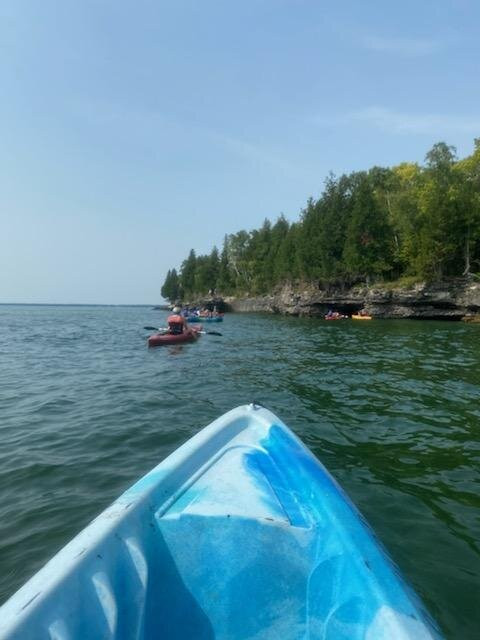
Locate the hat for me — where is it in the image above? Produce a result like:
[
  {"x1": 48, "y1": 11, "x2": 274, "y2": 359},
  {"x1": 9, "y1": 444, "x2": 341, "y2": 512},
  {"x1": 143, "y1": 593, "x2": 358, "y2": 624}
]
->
[{"x1": 172, "y1": 306, "x2": 181, "y2": 313}]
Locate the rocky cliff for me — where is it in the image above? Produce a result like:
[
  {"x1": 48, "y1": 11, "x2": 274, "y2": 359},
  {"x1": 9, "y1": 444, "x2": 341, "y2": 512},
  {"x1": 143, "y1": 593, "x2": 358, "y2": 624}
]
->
[{"x1": 224, "y1": 279, "x2": 480, "y2": 320}]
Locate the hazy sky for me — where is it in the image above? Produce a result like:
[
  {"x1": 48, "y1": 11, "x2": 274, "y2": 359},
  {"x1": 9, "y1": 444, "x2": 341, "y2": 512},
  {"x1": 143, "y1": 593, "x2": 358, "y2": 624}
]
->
[{"x1": 1, "y1": 0, "x2": 479, "y2": 304}]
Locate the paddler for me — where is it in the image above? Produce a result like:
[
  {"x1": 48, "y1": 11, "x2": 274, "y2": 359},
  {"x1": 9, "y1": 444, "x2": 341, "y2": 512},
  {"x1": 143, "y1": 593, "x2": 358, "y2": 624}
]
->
[{"x1": 167, "y1": 306, "x2": 189, "y2": 335}]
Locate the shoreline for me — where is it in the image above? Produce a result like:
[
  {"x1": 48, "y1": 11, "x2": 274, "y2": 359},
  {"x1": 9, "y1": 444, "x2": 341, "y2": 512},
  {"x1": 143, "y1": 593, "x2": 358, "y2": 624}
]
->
[{"x1": 219, "y1": 278, "x2": 480, "y2": 320}]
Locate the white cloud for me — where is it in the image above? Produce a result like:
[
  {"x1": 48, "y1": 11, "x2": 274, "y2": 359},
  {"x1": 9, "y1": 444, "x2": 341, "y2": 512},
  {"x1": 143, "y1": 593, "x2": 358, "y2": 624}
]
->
[
  {"x1": 313, "y1": 107, "x2": 480, "y2": 136},
  {"x1": 361, "y1": 35, "x2": 441, "y2": 57},
  {"x1": 349, "y1": 107, "x2": 480, "y2": 135}
]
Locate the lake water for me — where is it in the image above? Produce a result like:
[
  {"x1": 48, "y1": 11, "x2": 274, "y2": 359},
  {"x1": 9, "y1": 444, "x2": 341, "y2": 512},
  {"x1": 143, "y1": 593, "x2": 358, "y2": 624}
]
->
[{"x1": 0, "y1": 305, "x2": 479, "y2": 638}]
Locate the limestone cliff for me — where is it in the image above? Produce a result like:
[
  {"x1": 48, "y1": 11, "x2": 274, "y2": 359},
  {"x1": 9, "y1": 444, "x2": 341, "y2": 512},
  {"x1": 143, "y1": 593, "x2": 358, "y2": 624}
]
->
[{"x1": 223, "y1": 279, "x2": 480, "y2": 319}]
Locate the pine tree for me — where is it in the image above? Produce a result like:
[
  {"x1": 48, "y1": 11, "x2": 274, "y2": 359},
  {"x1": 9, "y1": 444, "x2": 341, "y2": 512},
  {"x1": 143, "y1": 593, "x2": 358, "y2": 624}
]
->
[
  {"x1": 180, "y1": 249, "x2": 197, "y2": 296},
  {"x1": 343, "y1": 175, "x2": 393, "y2": 281},
  {"x1": 217, "y1": 236, "x2": 234, "y2": 293},
  {"x1": 160, "y1": 268, "x2": 181, "y2": 302}
]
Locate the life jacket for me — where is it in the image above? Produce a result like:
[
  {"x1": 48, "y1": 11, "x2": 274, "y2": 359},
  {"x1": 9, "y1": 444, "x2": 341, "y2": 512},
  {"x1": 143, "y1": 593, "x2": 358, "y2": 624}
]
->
[{"x1": 167, "y1": 314, "x2": 185, "y2": 335}]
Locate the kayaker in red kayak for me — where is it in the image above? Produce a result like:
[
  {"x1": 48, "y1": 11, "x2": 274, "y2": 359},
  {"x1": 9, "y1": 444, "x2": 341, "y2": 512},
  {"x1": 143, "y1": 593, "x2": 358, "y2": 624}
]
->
[{"x1": 167, "y1": 306, "x2": 189, "y2": 335}]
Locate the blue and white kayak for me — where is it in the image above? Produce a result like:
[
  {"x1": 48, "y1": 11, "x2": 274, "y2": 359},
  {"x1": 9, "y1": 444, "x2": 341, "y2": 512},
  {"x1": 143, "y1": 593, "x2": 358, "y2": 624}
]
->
[
  {"x1": 0, "y1": 405, "x2": 442, "y2": 639},
  {"x1": 186, "y1": 315, "x2": 223, "y2": 323}
]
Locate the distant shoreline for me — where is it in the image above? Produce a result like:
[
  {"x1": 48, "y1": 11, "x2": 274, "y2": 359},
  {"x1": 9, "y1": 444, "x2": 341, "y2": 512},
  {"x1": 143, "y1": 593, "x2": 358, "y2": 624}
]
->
[{"x1": 0, "y1": 303, "x2": 156, "y2": 307}]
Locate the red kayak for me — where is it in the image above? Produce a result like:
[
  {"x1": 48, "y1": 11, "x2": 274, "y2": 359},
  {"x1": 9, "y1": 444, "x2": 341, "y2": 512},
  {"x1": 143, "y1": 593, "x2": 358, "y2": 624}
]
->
[{"x1": 148, "y1": 327, "x2": 202, "y2": 347}]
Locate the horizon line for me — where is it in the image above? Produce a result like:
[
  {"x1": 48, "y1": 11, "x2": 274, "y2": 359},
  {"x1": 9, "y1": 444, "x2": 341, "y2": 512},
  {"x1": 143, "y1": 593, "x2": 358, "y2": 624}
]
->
[{"x1": 0, "y1": 302, "x2": 161, "y2": 307}]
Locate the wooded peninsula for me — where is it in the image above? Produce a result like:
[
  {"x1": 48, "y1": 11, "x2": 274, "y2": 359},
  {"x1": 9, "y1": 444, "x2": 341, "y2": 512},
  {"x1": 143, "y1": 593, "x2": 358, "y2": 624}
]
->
[{"x1": 161, "y1": 141, "x2": 480, "y2": 303}]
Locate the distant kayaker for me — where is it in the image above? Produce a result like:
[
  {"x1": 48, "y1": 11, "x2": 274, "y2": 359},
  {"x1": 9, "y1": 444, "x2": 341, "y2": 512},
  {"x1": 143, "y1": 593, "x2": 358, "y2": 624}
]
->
[{"x1": 167, "y1": 306, "x2": 189, "y2": 335}]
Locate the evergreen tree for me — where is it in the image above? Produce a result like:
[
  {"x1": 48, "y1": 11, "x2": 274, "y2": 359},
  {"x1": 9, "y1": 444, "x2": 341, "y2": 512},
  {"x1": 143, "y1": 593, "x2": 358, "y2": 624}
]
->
[
  {"x1": 208, "y1": 246, "x2": 220, "y2": 291},
  {"x1": 297, "y1": 198, "x2": 322, "y2": 279},
  {"x1": 160, "y1": 268, "x2": 181, "y2": 302},
  {"x1": 414, "y1": 143, "x2": 458, "y2": 278},
  {"x1": 160, "y1": 269, "x2": 172, "y2": 301},
  {"x1": 452, "y1": 140, "x2": 480, "y2": 276},
  {"x1": 249, "y1": 219, "x2": 272, "y2": 293},
  {"x1": 316, "y1": 173, "x2": 353, "y2": 279},
  {"x1": 269, "y1": 215, "x2": 290, "y2": 286},
  {"x1": 193, "y1": 247, "x2": 220, "y2": 294},
  {"x1": 275, "y1": 223, "x2": 301, "y2": 282},
  {"x1": 193, "y1": 255, "x2": 210, "y2": 294},
  {"x1": 180, "y1": 249, "x2": 197, "y2": 296},
  {"x1": 161, "y1": 139, "x2": 480, "y2": 295},
  {"x1": 217, "y1": 235, "x2": 234, "y2": 292},
  {"x1": 343, "y1": 175, "x2": 393, "y2": 281}
]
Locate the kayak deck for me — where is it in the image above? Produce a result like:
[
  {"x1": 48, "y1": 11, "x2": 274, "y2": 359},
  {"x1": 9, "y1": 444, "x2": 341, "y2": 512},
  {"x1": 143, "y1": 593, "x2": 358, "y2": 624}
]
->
[{"x1": 0, "y1": 405, "x2": 442, "y2": 640}]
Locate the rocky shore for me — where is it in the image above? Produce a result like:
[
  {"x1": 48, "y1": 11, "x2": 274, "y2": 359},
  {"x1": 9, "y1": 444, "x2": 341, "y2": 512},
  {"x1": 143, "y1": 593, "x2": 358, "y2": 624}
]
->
[{"x1": 223, "y1": 278, "x2": 480, "y2": 320}]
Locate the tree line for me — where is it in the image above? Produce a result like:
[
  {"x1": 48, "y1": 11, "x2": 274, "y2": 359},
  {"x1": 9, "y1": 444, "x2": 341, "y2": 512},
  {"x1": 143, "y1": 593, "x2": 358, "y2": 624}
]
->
[{"x1": 161, "y1": 141, "x2": 480, "y2": 302}]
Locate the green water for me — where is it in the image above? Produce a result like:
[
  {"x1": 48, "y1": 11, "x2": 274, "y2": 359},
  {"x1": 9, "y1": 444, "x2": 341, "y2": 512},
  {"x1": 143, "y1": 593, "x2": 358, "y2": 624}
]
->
[{"x1": 0, "y1": 305, "x2": 479, "y2": 638}]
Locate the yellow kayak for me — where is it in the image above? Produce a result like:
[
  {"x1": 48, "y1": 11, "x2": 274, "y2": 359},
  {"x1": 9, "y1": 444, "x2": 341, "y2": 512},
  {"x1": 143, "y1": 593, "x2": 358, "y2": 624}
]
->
[{"x1": 352, "y1": 314, "x2": 373, "y2": 320}]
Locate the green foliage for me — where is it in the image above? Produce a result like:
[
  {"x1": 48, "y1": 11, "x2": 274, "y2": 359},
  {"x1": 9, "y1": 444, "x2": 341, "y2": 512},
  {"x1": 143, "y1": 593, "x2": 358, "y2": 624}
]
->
[
  {"x1": 192, "y1": 247, "x2": 220, "y2": 295},
  {"x1": 162, "y1": 140, "x2": 480, "y2": 298},
  {"x1": 316, "y1": 173, "x2": 355, "y2": 278},
  {"x1": 343, "y1": 174, "x2": 394, "y2": 279},
  {"x1": 217, "y1": 236, "x2": 235, "y2": 292},
  {"x1": 375, "y1": 275, "x2": 424, "y2": 291},
  {"x1": 160, "y1": 268, "x2": 181, "y2": 302},
  {"x1": 180, "y1": 249, "x2": 197, "y2": 296}
]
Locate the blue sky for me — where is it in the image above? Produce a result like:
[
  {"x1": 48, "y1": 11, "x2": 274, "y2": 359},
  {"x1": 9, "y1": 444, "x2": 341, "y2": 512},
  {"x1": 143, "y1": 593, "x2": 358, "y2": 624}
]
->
[{"x1": 1, "y1": 0, "x2": 479, "y2": 304}]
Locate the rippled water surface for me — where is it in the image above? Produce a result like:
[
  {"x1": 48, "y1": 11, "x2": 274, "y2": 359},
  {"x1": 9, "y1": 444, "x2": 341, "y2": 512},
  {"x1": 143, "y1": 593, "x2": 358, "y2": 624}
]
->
[{"x1": 0, "y1": 305, "x2": 479, "y2": 638}]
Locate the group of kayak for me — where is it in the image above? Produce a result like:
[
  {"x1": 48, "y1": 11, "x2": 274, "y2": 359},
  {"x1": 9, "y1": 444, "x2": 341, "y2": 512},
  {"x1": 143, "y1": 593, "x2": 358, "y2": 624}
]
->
[
  {"x1": 147, "y1": 306, "x2": 224, "y2": 347},
  {"x1": 181, "y1": 306, "x2": 224, "y2": 323},
  {"x1": 186, "y1": 314, "x2": 223, "y2": 323},
  {"x1": 325, "y1": 310, "x2": 373, "y2": 320}
]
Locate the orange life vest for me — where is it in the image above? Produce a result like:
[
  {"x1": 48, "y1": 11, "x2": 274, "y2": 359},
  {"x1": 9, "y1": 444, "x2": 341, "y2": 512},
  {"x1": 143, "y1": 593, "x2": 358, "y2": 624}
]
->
[{"x1": 167, "y1": 314, "x2": 186, "y2": 335}]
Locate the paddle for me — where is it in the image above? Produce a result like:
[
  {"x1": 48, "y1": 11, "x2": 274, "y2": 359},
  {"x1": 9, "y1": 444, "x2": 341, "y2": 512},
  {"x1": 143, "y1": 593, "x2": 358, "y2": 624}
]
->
[{"x1": 143, "y1": 326, "x2": 222, "y2": 336}]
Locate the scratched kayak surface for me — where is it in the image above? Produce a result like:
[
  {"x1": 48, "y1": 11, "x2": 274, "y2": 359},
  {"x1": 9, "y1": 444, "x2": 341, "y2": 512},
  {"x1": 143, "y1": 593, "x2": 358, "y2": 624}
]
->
[{"x1": 0, "y1": 404, "x2": 442, "y2": 640}]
